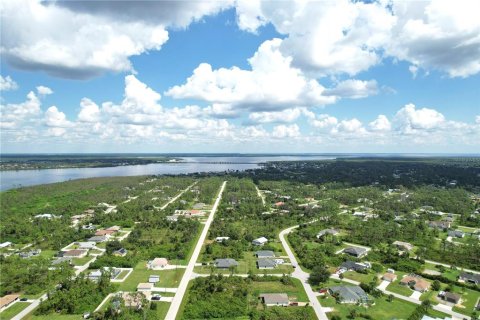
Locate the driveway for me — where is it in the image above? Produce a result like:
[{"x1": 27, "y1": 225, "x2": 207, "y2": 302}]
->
[
  {"x1": 377, "y1": 280, "x2": 390, "y2": 290},
  {"x1": 410, "y1": 291, "x2": 421, "y2": 300}
]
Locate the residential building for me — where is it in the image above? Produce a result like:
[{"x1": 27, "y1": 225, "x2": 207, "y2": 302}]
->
[
  {"x1": 316, "y1": 228, "x2": 339, "y2": 238},
  {"x1": 147, "y1": 258, "x2": 169, "y2": 270},
  {"x1": 76, "y1": 242, "x2": 96, "y2": 250},
  {"x1": 214, "y1": 258, "x2": 238, "y2": 269},
  {"x1": 113, "y1": 248, "x2": 127, "y2": 257},
  {"x1": 259, "y1": 293, "x2": 289, "y2": 307},
  {"x1": 88, "y1": 235, "x2": 108, "y2": 242},
  {"x1": 420, "y1": 316, "x2": 452, "y2": 320},
  {"x1": 62, "y1": 249, "x2": 88, "y2": 258},
  {"x1": 392, "y1": 241, "x2": 414, "y2": 251},
  {"x1": 400, "y1": 275, "x2": 430, "y2": 292},
  {"x1": 215, "y1": 237, "x2": 230, "y2": 243},
  {"x1": 329, "y1": 286, "x2": 370, "y2": 304},
  {"x1": 257, "y1": 259, "x2": 277, "y2": 269},
  {"x1": 447, "y1": 230, "x2": 464, "y2": 238},
  {"x1": 255, "y1": 250, "x2": 275, "y2": 258},
  {"x1": 0, "y1": 294, "x2": 20, "y2": 310},
  {"x1": 338, "y1": 261, "x2": 369, "y2": 272},
  {"x1": 343, "y1": 247, "x2": 368, "y2": 258},
  {"x1": 458, "y1": 272, "x2": 480, "y2": 285},
  {"x1": 382, "y1": 273, "x2": 397, "y2": 282},
  {"x1": 438, "y1": 291, "x2": 461, "y2": 304},
  {"x1": 95, "y1": 229, "x2": 116, "y2": 237},
  {"x1": 137, "y1": 283, "x2": 154, "y2": 291},
  {"x1": 252, "y1": 237, "x2": 268, "y2": 246},
  {"x1": 428, "y1": 221, "x2": 451, "y2": 230}
]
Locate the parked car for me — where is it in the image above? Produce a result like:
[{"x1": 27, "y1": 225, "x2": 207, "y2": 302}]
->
[{"x1": 151, "y1": 294, "x2": 161, "y2": 301}]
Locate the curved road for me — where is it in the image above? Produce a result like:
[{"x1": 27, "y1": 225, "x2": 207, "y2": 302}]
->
[{"x1": 279, "y1": 225, "x2": 328, "y2": 320}]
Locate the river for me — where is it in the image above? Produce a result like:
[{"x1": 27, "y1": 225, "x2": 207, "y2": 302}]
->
[{"x1": 0, "y1": 155, "x2": 335, "y2": 191}]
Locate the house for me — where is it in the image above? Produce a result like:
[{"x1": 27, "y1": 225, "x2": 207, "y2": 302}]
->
[
  {"x1": 137, "y1": 283, "x2": 153, "y2": 291},
  {"x1": 0, "y1": 294, "x2": 20, "y2": 310},
  {"x1": 174, "y1": 209, "x2": 205, "y2": 216},
  {"x1": 438, "y1": 291, "x2": 461, "y2": 304},
  {"x1": 88, "y1": 270, "x2": 103, "y2": 281},
  {"x1": 343, "y1": 247, "x2": 368, "y2": 258},
  {"x1": 192, "y1": 203, "x2": 206, "y2": 209},
  {"x1": 149, "y1": 275, "x2": 160, "y2": 283},
  {"x1": 214, "y1": 258, "x2": 238, "y2": 269},
  {"x1": 338, "y1": 261, "x2": 369, "y2": 272},
  {"x1": 458, "y1": 272, "x2": 480, "y2": 285},
  {"x1": 382, "y1": 273, "x2": 398, "y2": 282},
  {"x1": 428, "y1": 221, "x2": 451, "y2": 230},
  {"x1": 259, "y1": 293, "x2": 289, "y2": 307},
  {"x1": 215, "y1": 237, "x2": 230, "y2": 243},
  {"x1": 95, "y1": 229, "x2": 116, "y2": 237},
  {"x1": 329, "y1": 286, "x2": 370, "y2": 304},
  {"x1": 34, "y1": 213, "x2": 60, "y2": 219},
  {"x1": 82, "y1": 224, "x2": 96, "y2": 230},
  {"x1": 447, "y1": 230, "x2": 464, "y2": 238},
  {"x1": 88, "y1": 235, "x2": 108, "y2": 242},
  {"x1": 19, "y1": 249, "x2": 41, "y2": 258},
  {"x1": 51, "y1": 257, "x2": 73, "y2": 266},
  {"x1": 62, "y1": 249, "x2": 88, "y2": 258},
  {"x1": 316, "y1": 229, "x2": 339, "y2": 238},
  {"x1": 257, "y1": 259, "x2": 277, "y2": 269},
  {"x1": 113, "y1": 248, "x2": 127, "y2": 257},
  {"x1": 400, "y1": 275, "x2": 430, "y2": 292},
  {"x1": 255, "y1": 250, "x2": 275, "y2": 258},
  {"x1": 166, "y1": 215, "x2": 179, "y2": 222},
  {"x1": 106, "y1": 226, "x2": 121, "y2": 232},
  {"x1": 252, "y1": 237, "x2": 268, "y2": 246},
  {"x1": 76, "y1": 242, "x2": 96, "y2": 250},
  {"x1": 420, "y1": 316, "x2": 452, "y2": 320},
  {"x1": 274, "y1": 201, "x2": 285, "y2": 207},
  {"x1": 392, "y1": 241, "x2": 414, "y2": 251},
  {"x1": 147, "y1": 258, "x2": 169, "y2": 270},
  {"x1": 0, "y1": 242, "x2": 12, "y2": 249}
]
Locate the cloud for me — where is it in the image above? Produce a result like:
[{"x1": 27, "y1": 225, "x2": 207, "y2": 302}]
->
[
  {"x1": 0, "y1": 91, "x2": 41, "y2": 129},
  {"x1": 1, "y1": 0, "x2": 170, "y2": 79},
  {"x1": 325, "y1": 79, "x2": 378, "y2": 99},
  {"x1": 369, "y1": 115, "x2": 391, "y2": 132},
  {"x1": 310, "y1": 114, "x2": 338, "y2": 129},
  {"x1": 271, "y1": 124, "x2": 300, "y2": 138},
  {"x1": 334, "y1": 118, "x2": 367, "y2": 135},
  {"x1": 394, "y1": 103, "x2": 445, "y2": 133},
  {"x1": 248, "y1": 108, "x2": 308, "y2": 124},
  {"x1": 166, "y1": 38, "x2": 369, "y2": 111},
  {"x1": 235, "y1": 0, "x2": 480, "y2": 78},
  {"x1": 36, "y1": 86, "x2": 53, "y2": 95},
  {"x1": 78, "y1": 98, "x2": 101, "y2": 123},
  {"x1": 409, "y1": 65, "x2": 419, "y2": 79},
  {"x1": 476, "y1": 115, "x2": 480, "y2": 124},
  {"x1": 0, "y1": 75, "x2": 18, "y2": 91}
]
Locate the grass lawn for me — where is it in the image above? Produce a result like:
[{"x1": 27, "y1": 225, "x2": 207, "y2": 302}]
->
[
  {"x1": 456, "y1": 226, "x2": 478, "y2": 233},
  {"x1": 72, "y1": 256, "x2": 94, "y2": 266},
  {"x1": 452, "y1": 287, "x2": 480, "y2": 316},
  {"x1": 386, "y1": 281, "x2": 413, "y2": 296},
  {"x1": 116, "y1": 261, "x2": 184, "y2": 291},
  {"x1": 38, "y1": 250, "x2": 57, "y2": 259},
  {"x1": 0, "y1": 302, "x2": 31, "y2": 320},
  {"x1": 249, "y1": 278, "x2": 309, "y2": 302},
  {"x1": 319, "y1": 294, "x2": 418, "y2": 319},
  {"x1": 152, "y1": 301, "x2": 171, "y2": 319},
  {"x1": 26, "y1": 313, "x2": 81, "y2": 320},
  {"x1": 342, "y1": 271, "x2": 377, "y2": 284}
]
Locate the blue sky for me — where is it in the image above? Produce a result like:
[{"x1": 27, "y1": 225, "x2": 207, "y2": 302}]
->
[{"x1": 1, "y1": 0, "x2": 479, "y2": 153}]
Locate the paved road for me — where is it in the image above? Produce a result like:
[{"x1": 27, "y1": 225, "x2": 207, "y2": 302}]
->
[
  {"x1": 279, "y1": 225, "x2": 329, "y2": 320},
  {"x1": 165, "y1": 181, "x2": 227, "y2": 320},
  {"x1": 160, "y1": 182, "x2": 198, "y2": 210},
  {"x1": 424, "y1": 259, "x2": 480, "y2": 275}
]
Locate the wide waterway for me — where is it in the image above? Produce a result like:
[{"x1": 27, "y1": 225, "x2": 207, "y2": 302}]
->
[{"x1": 0, "y1": 155, "x2": 335, "y2": 191}]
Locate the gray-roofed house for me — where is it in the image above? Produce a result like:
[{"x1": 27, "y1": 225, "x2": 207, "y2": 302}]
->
[
  {"x1": 329, "y1": 285, "x2": 370, "y2": 304},
  {"x1": 316, "y1": 229, "x2": 339, "y2": 238},
  {"x1": 255, "y1": 250, "x2": 275, "y2": 258},
  {"x1": 149, "y1": 275, "x2": 160, "y2": 283},
  {"x1": 257, "y1": 259, "x2": 277, "y2": 269},
  {"x1": 214, "y1": 258, "x2": 239, "y2": 269},
  {"x1": 259, "y1": 293, "x2": 289, "y2": 307},
  {"x1": 458, "y1": 272, "x2": 480, "y2": 285},
  {"x1": 88, "y1": 235, "x2": 108, "y2": 243},
  {"x1": 392, "y1": 241, "x2": 414, "y2": 251},
  {"x1": 447, "y1": 230, "x2": 465, "y2": 238},
  {"x1": 439, "y1": 292, "x2": 461, "y2": 304},
  {"x1": 339, "y1": 261, "x2": 368, "y2": 272},
  {"x1": 343, "y1": 247, "x2": 368, "y2": 258},
  {"x1": 252, "y1": 237, "x2": 268, "y2": 246}
]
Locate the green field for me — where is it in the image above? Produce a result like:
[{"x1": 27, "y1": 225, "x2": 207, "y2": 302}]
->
[
  {"x1": 452, "y1": 287, "x2": 480, "y2": 316},
  {"x1": 386, "y1": 281, "x2": 413, "y2": 296},
  {"x1": 342, "y1": 270, "x2": 377, "y2": 284},
  {"x1": 72, "y1": 256, "x2": 94, "y2": 266},
  {"x1": 0, "y1": 302, "x2": 31, "y2": 320},
  {"x1": 116, "y1": 261, "x2": 184, "y2": 291},
  {"x1": 249, "y1": 278, "x2": 309, "y2": 302}
]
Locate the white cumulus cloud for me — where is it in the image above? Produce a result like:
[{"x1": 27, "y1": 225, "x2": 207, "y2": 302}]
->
[{"x1": 0, "y1": 75, "x2": 18, "y2": 91}]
